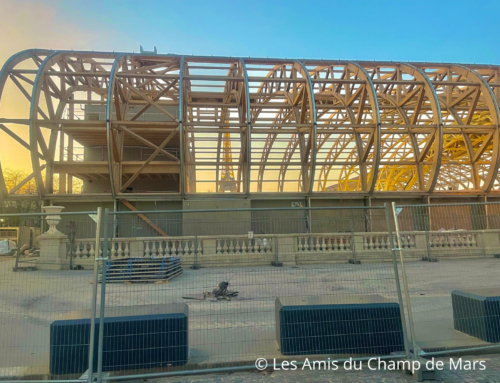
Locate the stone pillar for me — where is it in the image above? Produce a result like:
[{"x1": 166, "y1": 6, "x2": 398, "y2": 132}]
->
[
  {"x1": 413, "y1": 232, "x2": 431, "y2": 260},
  {"x1": 37, "y1": 233, "x2": 69, "y2": 270},
  {"x1": 196, "y1": 239, "x2": 216, "y2": 267},
  {"x1": 36, "y1": 206, "x2": 69, "y2": 270},
  {"x1": 352, "y1": 233, "x2": 365, "y2": 259},
  {"x1": 129, "y1": 240, "x2": 144, "y2": 258},
  {"x1": 276, "y1": 236, "x2": 296, "y2": 265},
  {"x1": 476, "y1": 230, "x2": 500, "y2": 257}
]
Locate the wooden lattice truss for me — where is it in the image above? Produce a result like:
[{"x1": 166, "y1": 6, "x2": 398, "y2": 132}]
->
[{"x1": 0, "y1": 50, "x2": 499, "y2": 201}]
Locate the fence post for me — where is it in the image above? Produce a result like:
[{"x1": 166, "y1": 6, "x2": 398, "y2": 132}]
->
[
  {"x1": 271, "y1": 217, "x2": 280, "y2": 266},
  {"x1": 349, "y1": 209, "x2": 360, "y2": 264},
  {"x1": 425, "y1": 230, "x2": 432, "y2": 261},
  {"x1": 192, "y1": 221, "x2": 199, "y2": 270},
  {"x1": 391, "y1": 202, "x2": 418, "y2": 359},
  {"x1": 97, "y1": 209, "x2": 110, "y2": 383},
  {"x1": 384, "y1": 203, "x2": 410, "y2": 361},
  {"x1": 87, "y1": 207, "x2": 102, "y2": 383},
  {"x1": 349, "y1": 229, "x2": 359, "y2": 264}
]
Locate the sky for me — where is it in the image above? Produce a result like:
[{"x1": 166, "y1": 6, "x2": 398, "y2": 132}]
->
[
  {"x1": 2, "y1": 0, "x2": 500, "y2": 65},
  {"x1": 1, "y1": 0, "x2": 500, "y2": 181}
]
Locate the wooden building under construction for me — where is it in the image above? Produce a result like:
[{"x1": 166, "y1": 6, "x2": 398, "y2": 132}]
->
[{"x1": 1, "y1": 49, "x2": 500, "y2": 212}]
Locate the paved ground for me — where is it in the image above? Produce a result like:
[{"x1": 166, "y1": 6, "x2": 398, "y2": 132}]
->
[{"x1": 0, "y1": 255, "x2": 499, "y2": 379}]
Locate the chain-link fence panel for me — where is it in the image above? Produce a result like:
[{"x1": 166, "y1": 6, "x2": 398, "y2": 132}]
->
[
  {"x1": 95, "y1": 205, "x2": 409, "y2": 379},
  {"x1": 0, "y1": 208, "x2": 102, "y2": 381},
  {"x1": 393, "y1": 202, "x2": 500, "y2": 357}
]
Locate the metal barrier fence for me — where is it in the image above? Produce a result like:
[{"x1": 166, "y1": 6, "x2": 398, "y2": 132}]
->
[
  {"x1": 0, "y1": 204, "x2": 410, "y2": 381},
  {"x1": 3, "y1": 201, "x2": 500, "y2": 382},
  {"x1": 95, "y1": 205, "x2": 409, "y2": 379},
  {"x1": 0, "y1": 209, "x2": 101, "y2": 382},
  {"x1": 392, "y1": 201, "x2": 500, "y2": 358}
]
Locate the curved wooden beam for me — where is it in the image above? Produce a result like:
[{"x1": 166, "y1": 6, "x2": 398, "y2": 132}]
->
[
  {"x1": 0, "y1": 49, "x2": 49, "y2": 201},
  {"x1": 295, "y1": 60, "x2": 317, "y2": 195},
  {"x1": 400, "y1": 63, "x2": 443, "y2": 193},
  {"x1": 453, "y1": 64, "x2": 500, "y2": 192},
  {"x1": 29, "y1": 50, "x2": 64, "y2": 197},
  {"x1": 347, "y1": 61, "x2": 381, "y2": 193}
]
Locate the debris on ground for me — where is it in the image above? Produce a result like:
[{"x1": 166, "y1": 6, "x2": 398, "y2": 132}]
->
[{"x1": 183, "y1": 281, "x2": 239, "y2": 301}]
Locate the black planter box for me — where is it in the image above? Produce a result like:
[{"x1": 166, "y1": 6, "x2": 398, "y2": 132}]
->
[
  {"x1": 276, "y1": 295, "x2": 404, "y2": 355},
  {"x1": 452, "y1": 288, "x2": 500, "y2": 343},
  {"x1": 50, "y1": 304, "x2": 188, "y2": 375}
]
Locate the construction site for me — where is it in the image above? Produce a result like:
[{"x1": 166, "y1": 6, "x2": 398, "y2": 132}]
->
[
  {"x1": 1, "y1": 49, "x2": 500, "y2": 382},
  {"x1": 1, "y1": 50, "x2": 500, "y2": 216}
]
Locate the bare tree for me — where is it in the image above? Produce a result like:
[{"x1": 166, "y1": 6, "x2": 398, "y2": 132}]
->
[{"x1": 1, "y1": 168, "x2": 40, "y2": 217}]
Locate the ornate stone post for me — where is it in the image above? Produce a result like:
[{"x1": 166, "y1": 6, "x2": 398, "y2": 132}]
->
[{"x1": 36, "y1": 206, "x2": 69, "y2": 270}]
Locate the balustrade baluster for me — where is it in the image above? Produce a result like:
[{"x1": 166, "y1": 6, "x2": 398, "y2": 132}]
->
[
  {"x1": 323, "y1": 237, "x2": 329, "y2": 251},
  {"x1": 122, "y1": 242, "x2": 129, "y2": 257},
  {"x1": 117, "y1": 242, "x2": 124, "y2": 258},
  {"x1": 237, "y1": 239, "x2": 242, "y2": 253},
  {"x1": 435, "y1": 234, "x2": 441, "y2": 248},
  {"x1": 89, "y1": 242, "x2": 95, "y2": 259},
  {"x1": 73, "y1": 243, "x2": 81, "y2": 259},
  {"x1": 381, "y1": 236, "x2": 387, "y2": 250},
  {"x1": 83, "y1": 243, "x2": 90, "y2": 258},
  {"x1": 242, "y1": 239, "x2": 248, "y2": 253},
  {"x1": 110, "y1": 242, "x2": 117, "y2": 259},
  {"x1": 447, "y1": 234, "x2": 452, "y2": 247},
  {"x1": 470, "y1": 233, "x2": 477, "y2": 247},
  {"x1": 397, "y1": 235, "x2": 403, "y2": 249},
  {"x1": 429, "y1": 234, "x2": 435, "y2": 248}
]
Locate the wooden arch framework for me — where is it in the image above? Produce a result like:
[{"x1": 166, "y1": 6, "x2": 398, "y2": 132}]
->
[{"x1": 0, "y1": 50, "x2": 500, "y2": 202}]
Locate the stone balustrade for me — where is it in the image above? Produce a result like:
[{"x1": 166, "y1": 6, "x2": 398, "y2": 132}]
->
[
  {"x1": 215, "y1": 235, "x2": 273, "y2": 255},
  {"x1": 297, "y1": 233, "x2": 352, "y2": 252},
  {"x1": 64, "y1": 228, "x2": 500, "y2": 268},
  {"x1": 428, "y1": 230, "x2": 478, "y2": 248},
  {"x1": 143, "y1": 237, "x2": 201, "y2": 257},
  {"x1": 65, "y1": 238, "x2": 101, "y2": 267}
]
